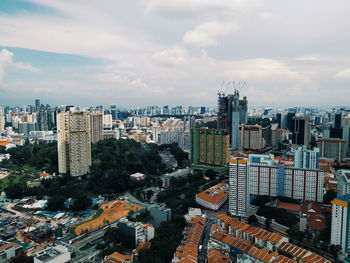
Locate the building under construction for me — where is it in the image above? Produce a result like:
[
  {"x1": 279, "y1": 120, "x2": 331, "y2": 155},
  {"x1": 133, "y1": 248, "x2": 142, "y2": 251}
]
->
[
  {"x1": 217, "y1": 91, "x2": 248, "y2": 131},
  {"x1": 190, "y1": 128, "x2": 230, "y2": 174}
]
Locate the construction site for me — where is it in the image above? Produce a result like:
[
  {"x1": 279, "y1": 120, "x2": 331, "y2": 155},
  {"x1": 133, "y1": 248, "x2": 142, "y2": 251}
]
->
[{"x1": 75, "y1": 200, "x2": 144, "y2": 235}]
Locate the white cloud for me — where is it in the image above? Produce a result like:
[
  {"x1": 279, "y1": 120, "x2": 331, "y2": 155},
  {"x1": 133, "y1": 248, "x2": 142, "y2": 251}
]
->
[
  {"x1": 141, "y1": 0, "x2": 261, "y2": 19},
  {"x1": 183, "y1": 21, "x2": 237, "y2": 47},
  {"x1": 296, "y1": 55, "x2": 321, "y2": 62},
  {"x1": 153, "y1": 46, "x2": 188, "y2": 66},
  {"x1": 1, "y1": 0, "x2": 350, "y2": 106},
  {"x1": 334, "y1": 68, "x2": 350, "y2": 80},
  {"x1": 0, "y1": 49, "x2": 40, "y2": 81}
]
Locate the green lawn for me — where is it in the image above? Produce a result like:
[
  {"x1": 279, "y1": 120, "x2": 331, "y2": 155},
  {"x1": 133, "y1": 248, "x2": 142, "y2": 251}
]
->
[{"x1": 0, "y1": 173, "x2": 32, "y2": 191}]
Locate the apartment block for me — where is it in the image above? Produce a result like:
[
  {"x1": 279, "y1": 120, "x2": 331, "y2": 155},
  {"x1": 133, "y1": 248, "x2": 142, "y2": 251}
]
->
[{"x1": 57, "y1": 110, "x2": 92, "y2": 177}]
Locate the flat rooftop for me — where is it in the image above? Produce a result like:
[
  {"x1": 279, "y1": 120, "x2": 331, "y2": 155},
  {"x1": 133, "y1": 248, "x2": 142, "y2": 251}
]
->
[{"x1": 36, "y1": 247, "x2": 63, "y2": 262}]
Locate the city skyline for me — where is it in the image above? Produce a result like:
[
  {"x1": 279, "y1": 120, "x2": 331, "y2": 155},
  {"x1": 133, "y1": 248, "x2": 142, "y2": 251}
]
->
[{"x1": 1, "y1": 0, "x2": 350, "y2": 107}]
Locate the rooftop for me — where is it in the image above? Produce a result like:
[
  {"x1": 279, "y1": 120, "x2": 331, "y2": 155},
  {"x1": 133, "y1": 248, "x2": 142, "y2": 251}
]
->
[
  {"x1": 35, "y1": 247, "x2": 64, "y2": 262},
  {"x1": 196, "y1": 183, "x2": 227, "y2": 205}
]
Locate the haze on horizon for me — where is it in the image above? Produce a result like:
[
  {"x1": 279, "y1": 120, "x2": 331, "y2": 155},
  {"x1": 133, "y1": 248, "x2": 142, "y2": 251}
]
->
[{"x1": 0, "y1": 0, "x2": 349, "y2": 107}]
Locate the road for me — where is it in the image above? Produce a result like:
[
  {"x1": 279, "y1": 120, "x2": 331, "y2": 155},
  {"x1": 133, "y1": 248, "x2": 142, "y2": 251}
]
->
[
  {"x1": 198, "y1": 217, "x2": 214, "y2": 263},
  {"x1": 124, "y1": 191, "x2": 151, "y2": 209}
]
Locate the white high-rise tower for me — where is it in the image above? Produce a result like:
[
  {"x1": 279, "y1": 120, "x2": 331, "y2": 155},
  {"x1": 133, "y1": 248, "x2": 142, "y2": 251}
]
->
[
  {"x1": 57, "y1": 109, "x2": 92, "y2": 177},
  {"x1": 229, "y1": 156, "x2": 250, "y2": 216}
]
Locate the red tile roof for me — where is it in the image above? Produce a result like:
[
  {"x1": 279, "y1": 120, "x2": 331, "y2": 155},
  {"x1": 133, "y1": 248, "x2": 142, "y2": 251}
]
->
[
  {"x1": 196, "y1": 183, "x2": 227, "y2": 205},
  {"x1": 277, "y1": 202, "x2": 301, "y2": 212},
  {"x1": 173, "y1": 217, "x2": 206, "y2": 263},
  {"x1": 207, "y1": 248, "x2": 232, "y2": 263}
]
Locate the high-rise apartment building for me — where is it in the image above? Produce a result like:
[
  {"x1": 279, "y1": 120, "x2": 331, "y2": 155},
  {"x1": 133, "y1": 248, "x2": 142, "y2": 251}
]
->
[
  {"x1": 19, "y1": 122, "x2": 36, "y2": 136},
  {"x1": 36, "y1": 106, "x2": 53, "y2": 131},
  {"x1": 0, "y1": 112, "x2": 5, "y2": 135},
  {"x1": 239, "y1": 124, "x2": 265, "y2": 150},
  {"x1": 229, "y1": 157, "x2": 250, "y2": 217},
  {"x1": 294, "y1": 146, "x2": 320, "y2": 169},
  {"x1": 90, "y1": 112, "x2": 103, "y2": 144},
  {"x1": 244, "y1": 154, "x2": 324, "y2": 202},
  {"x1": 342, "y1": 117, "x2": 350, "y2": 156},
  {"x1": 337, "y1": 170, "x2": 350, "y2": 196},
  {"x1": 191, "y1": 128, "x2": 230, "y2": 174},
  {"x1": 57, "y1": 110, "x2": 92, "y2": 177},
  {"x1": 331, "y1": 195, "x2": 350, "y2": 260}
]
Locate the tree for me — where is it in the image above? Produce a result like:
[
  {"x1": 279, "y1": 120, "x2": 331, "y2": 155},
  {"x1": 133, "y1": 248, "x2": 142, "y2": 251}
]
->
[
  {"x1": 204, "y1": 169, "x2": 216, "y2": 180},
  {"x1": 247, "y1": 215, "x2": 258, "y2": 225},
  {"x1": 257, "y1": 205, "x2": 298, "y2": 228},
  {"x1": 47, "y1": 195, "x2": 66, "y2": 211},
  {"x1": 0, "y1": 146, "x2": 6, "y2": 154},
  {"x1": 9, "y1": 254, "x2": 33, "y2": 263},
  {"x1": 70, "y1": 195, "x2": 92, "y2": 212},
  {"x1": 329, "y1": 244, "x2": 342, "y2": 260},
  {"x1": 323, "y1": 190, "x2": 337, "y2": 204},
  {"x1": 4, "y1": 182, "x2": 27, "y2": 199},
  {"x1": 251, "y1": 196, "x2": 271, "y2": 206},
  {"x1": 146, "y1": 190, "x2": 154, "y2": 201}
]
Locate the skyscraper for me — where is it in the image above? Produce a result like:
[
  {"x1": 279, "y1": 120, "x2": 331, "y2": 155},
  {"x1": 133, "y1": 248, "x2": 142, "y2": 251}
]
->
[
  {"x1": 57, "y1": 110, "x2": 92, "y2": 177},
  {"x1": 190, "y1": 128, "x2": 230, "y2": 174},
  {"x1": 217, "y1": 90, "x2": 248, "y2": 132},
  {"x1": 231, "y1": 91, "x2": 241, "y2": 151},
  {"x1": 0, "y1": 108, "x2": 5, "y2": 135},
  {"x1": 229, "y1": 157, "x2": 250, "y2": 217},
  {"x1": 337, "y1": 170, "x2": 350, "y2": 196},
  {"x1": 36, "y1": 107, "x2": 50, "y2": 131},
  {"x1": 331, "y1": 195, "x2": 350, "y2": 260},
  {"x1": 286, "y1": 112, "x2": 295, "y2": 131},
  {"x1": 90, "y1": 112, "x2": 103, "y2": 144},
  {"x1": 335, "y1": 113, "x2": 342, "y2": 129},
  {"x1": 294, "y1": 146, "x2": 320, "y2": 170},
  {"x1": 110, "y1": 105, "x2": 117, "y2": 121},
  {"x1": 292, "y1": 116, "x2": 310, "y2": 147},
  {"x1": 239, "y1": 124, "x2": 265, "y2": 150},
  {"x1": 35, "y1": 99, "x2": 41, "y2": 109}
]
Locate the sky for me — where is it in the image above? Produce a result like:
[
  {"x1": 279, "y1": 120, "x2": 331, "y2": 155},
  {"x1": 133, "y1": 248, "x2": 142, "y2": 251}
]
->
[{"x1": 0, "y1": 0, "x2": 349, "y2": 107}]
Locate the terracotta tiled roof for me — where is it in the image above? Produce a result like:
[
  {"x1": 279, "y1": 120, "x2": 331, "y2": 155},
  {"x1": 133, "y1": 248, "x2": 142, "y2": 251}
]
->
[
  {"x1": 301, "y1": 253, "x2": 332, "y2": 263},
  {"x1": 272, "y1": 255, "x2": 298, "y2": 263},
  {"x1": 207, "y1": 248, "x2": 232, "y2": 263},
  {"x1": 0, "y1": 242, "x2": 21, "y2": 252},
  {"x1": 277, "y1": 202, "x2": 300, "y2": 212},
  {"x1": 0, "y1": 141, "x2": 10, "y2": 146},
  {"x1": 133, "y1": 241, "x2": 151, "y2": 254},
  {"x1": 247, "y1": 246, "x2": 278, "y2": 263},
  {"x1": 217, "y1": 214, "x2": 284, "y2": 245},
  {"x1": 196, "y1": 183, "x2": 227, "y2": 205},
  {"x1": 300, "y1": 201, "x2": 321, "y2": 215},
  {"x1": 277, "y1": 242, "x2": 331, "y2": 263},
  {"x1": 104, "y1": 251, "x2": 132, "y2": 263},
  {"x1": 308, "y1": 215, "x2": 327, "y2": 231},
  {"x1": 173, "y1": 217, "x2": 206, "y2": 263}
]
